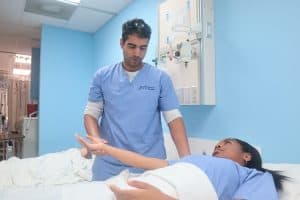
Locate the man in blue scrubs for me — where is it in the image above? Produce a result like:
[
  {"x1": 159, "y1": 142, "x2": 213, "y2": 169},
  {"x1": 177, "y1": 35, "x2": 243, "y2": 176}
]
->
[{"x1": 83, "y1": 18, "x2": 191, "y2": 180}]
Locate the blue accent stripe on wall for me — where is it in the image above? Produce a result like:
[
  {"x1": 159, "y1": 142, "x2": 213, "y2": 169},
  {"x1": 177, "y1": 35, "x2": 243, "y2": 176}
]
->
[{"x1": 40, "y1": 25, "x2": 94, "y2": 154}]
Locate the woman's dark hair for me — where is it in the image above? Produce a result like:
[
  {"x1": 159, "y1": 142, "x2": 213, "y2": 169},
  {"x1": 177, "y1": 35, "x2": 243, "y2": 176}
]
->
[
  {"x1": 230, "y1": 138, "x2": 289, "y2": 192},
  {"x1": 122, "y1": 18, "x2": 151, "y2": 42}
]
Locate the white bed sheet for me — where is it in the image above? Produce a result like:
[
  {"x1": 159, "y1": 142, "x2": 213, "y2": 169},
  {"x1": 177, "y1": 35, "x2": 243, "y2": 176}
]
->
[{"x1": 0, "y1": 182, "x2": 114, "y2": 200}]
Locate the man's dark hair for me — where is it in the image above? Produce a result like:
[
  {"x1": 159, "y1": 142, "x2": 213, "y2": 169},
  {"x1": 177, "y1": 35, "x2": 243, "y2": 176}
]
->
[{"x1": 122, "y1": 18, "x2": 151, "y2": 42}]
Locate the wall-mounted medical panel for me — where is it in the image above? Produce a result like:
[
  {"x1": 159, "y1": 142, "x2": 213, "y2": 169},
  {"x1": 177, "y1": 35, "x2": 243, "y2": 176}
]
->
[{"x1": 158, "y1": 0, "x2": 215, "y2": 105}]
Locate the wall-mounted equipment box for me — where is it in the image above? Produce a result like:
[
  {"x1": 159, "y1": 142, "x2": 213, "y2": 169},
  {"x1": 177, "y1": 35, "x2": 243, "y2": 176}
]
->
[{"x1": 158, "y1": 0, "x2": 215, "y2": 105}]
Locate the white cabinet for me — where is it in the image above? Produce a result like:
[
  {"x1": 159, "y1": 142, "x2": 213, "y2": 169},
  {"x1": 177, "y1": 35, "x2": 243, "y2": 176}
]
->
[{"x1": 158, "y1": 0, "x2": 215, "y2": 105}]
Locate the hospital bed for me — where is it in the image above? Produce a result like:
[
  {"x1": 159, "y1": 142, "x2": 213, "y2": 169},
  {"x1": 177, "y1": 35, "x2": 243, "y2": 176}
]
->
[{"x1": 0, "y1": 134, "x2": 299, "y2": 200}]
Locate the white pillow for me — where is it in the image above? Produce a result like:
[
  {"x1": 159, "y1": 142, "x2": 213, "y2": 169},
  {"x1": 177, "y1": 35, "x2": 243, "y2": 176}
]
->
[{"x1": 264, "y1": 163, "x2": 300, "y2": 200}]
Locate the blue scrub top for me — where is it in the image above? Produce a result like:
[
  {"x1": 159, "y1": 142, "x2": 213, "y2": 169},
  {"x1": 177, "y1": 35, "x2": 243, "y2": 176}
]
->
[
  {"x1": 169, "y1": 155, "x2": 278, "y2": 200},
  {"x1": 88, "y1": 62, "x2": 179, "y2": 180}
]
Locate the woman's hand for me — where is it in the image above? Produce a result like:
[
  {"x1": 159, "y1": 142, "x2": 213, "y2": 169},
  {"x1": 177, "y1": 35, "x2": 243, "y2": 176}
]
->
[
  {"x1": 76, "y1": 134, "x2": 107, "y2": 155},
  {"x1": 109, "y1": 180, "x2": 176, "y2": 200}
]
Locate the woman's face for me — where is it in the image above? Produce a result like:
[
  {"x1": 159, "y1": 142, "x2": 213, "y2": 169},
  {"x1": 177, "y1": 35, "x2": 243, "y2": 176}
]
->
[{"x1": 212, "y1": 139, "x2": 251, "y2": 166}]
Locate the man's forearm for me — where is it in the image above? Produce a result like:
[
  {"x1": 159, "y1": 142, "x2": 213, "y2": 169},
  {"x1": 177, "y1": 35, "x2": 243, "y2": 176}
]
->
[
  {"x1": 84, "y1": 114, "x2": 101, "y2": 138},
  {"x1": 168, "y1": 117, "x2": 191, "y2": 157}
]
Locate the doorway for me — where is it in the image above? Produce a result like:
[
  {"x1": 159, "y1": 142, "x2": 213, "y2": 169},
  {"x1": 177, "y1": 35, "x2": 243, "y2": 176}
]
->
[{"x1": 0, "y1": 52, "x2": 31, "y2": 132}]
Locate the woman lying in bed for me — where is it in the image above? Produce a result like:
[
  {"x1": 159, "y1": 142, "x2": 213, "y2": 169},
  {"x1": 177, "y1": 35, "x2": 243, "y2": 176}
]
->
[{"x1": 77, "y1": 135, "x2": 287, "y2": 200}]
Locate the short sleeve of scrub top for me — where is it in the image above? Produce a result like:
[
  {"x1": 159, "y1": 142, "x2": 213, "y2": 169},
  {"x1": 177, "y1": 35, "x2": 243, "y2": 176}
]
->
[
  {"x1": 88, "y1": 68, "x2": 104, "y2": 102},
  {"x1": 158, "y1": 71, "x2": 179, "y2": 111}
]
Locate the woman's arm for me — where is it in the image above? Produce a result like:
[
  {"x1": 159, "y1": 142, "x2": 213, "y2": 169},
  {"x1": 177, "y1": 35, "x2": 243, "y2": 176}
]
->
[{"x1": 76, "y1": 135, "x2": 168, "y2": 170}]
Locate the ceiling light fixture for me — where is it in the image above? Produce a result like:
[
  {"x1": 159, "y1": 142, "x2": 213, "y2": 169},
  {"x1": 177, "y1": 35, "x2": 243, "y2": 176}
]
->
[
  {"x1": 13, "y1": 68, "x2": 31, "y2": 76},
  {"x1": 41, "y1": 4, "x2": 62, "y2": 13},
  {"x1": 15, "y1": 54, "x2": 31, "y2": 64},
  {"x1": 57, "y1": 0, "x2": 81, "y2": 6}
]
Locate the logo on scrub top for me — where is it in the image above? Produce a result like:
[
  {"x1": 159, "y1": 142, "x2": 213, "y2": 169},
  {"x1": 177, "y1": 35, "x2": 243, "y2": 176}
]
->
[{"x1": 138, "y1": 85, "x2": 155, "y2": 90}]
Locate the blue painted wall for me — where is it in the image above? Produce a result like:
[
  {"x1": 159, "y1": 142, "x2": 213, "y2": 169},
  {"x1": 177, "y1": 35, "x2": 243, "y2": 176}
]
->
[
  {"x1": 40, "y1": 25, "x2": 95, "y2": 154},
  {"x1": 39, "y1": 0, "x2": 300, "y2": 163}
]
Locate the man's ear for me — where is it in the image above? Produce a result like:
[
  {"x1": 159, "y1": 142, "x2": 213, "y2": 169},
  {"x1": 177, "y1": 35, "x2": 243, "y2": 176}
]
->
[
  {"x1": 243, "y1": 153, "x2": 252, "y2": 162},
  {"x1": 120, "y1": 38, "x2": 124, "y2": 48}
]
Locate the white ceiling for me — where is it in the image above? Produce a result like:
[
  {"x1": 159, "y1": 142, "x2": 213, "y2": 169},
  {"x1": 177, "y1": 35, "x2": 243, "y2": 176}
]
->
[{"x1": 0, "y1": 0, "x2": 133, "y2": 41}]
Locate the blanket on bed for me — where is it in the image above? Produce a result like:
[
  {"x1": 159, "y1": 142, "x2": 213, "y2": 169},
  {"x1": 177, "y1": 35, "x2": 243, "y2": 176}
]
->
[
  {"x1": 0, "y1": 148, "x2": 93, "y2": 187},
  {"x1": 0, "y1": 162, "x2": 218, "y2": 200}
]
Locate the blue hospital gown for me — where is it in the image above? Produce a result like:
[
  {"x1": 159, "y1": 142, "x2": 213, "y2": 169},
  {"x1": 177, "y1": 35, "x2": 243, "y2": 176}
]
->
[{"x1": 169, "y1": 155, "x2": 278, "y2": 200}]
